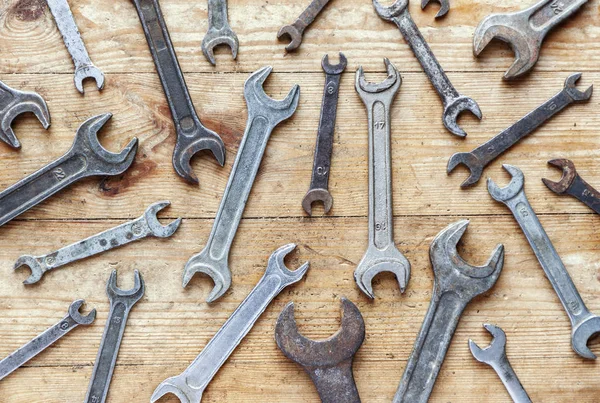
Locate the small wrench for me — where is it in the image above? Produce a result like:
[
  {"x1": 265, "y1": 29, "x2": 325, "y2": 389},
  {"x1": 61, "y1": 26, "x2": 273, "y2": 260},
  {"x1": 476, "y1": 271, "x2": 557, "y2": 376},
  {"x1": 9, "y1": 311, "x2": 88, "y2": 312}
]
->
[
  {"x1": 132, "y1": 0, "x2": 226, "y2": 184},
  {"x1": 447, "y1": 73, "x2": 592, "y2": 187},
  {"x1": 353, "y1": 59, "x2": 411, "y2": 299},
  {"x1": 14, "y1": 201, "x2": 181, "y2": 284},
  {"x1": 0, "y1": 299, "x2": 95, "y2": 381},
  {"x1": 469, "y1": 324, "x2": 532, "y2": 403},
  {"x1": 373, "y1": 0, "x2": 482, "y2": 138},
  {"x1": 394, "y1": 220, "x2": 504, "y2": 403},
  {"x1": 183, "y1": 67, "x2": 300, "y2": 303},
  {"x1": 474, "y1": 0, "x2": 589, "y2": 79},
  {"x1": 543, "y1": 159, "x2": 600, "y2": 215},
  {"x1": 421, "y1": 0, "x2": 450, "y2": 18},
  {"x1": 275, "y1": 298, "x2": 365, "y2": 403},
  {"x1": 46, "y1": 0, "x2": 105, "y2": 93},
  {"x1": 84, "y1": 270, "x2": 145, "y2": 403},
  {"x1": 151, "y1": 244, "x2": 309, "y2": 403},
  {"x1": 0, "y1": 113, "x2": 138, "y2": 228},
  {"x1": 302, "y1": 53, "x2": 347, "y2": 216},
  {"x1": 488, "y1": 164, "x2": 600, "y2": 359},
  {"x1": 202, "y1": 0, "x2": 239, "y2": 65},
  {"x1": 277, "y1": 0, "x2": 333, "y2": 52}
]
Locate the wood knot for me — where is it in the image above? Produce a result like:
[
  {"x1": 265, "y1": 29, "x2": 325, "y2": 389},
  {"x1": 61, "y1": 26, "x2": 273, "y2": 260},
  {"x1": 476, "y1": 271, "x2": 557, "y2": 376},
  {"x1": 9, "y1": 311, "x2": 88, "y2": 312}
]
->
[{"x1": 11, "y1": 0, "x2": 46, "y2": 22}]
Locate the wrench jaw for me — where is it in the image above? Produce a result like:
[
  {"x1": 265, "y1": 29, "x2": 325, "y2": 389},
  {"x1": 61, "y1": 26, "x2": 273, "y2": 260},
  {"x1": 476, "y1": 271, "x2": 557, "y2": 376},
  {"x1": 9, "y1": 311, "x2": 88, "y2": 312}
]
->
[
  {"x1": 13, "y1": 255, "x2": 47, "y2": 285},
  {"x1": 182, "y1": 249, "x2": 232, "y2": 303},
  {"x1": 302, "y1": 188, "x2": 333, "y2": 215},
  {"x1": 73, "y1": 64, "x2": 106, "y2": 94},
  {"x1": 372, "y1": 0, "x2": 409, "y2": 20},
  {"x1": 542, "y1": 159, "x2": 576, "y2": 195},
  {"x1": 446, "y1": 152, "x2": 484, "y2": 188},
  {"x1": 244, "y1": 66, "x2": 301, "y2": 123},
  {"x1": 468, "y1": 323, "x2": 507, "y2": 364},
  {"x1": 421, "y1": 0, "x2": 449, "y2": 19},
  {"x1": 106, "y1": 270, "x2": 145, "y2": 306},
  {"x1": 150, "y1": 375, "x2": 201, "y2": 403},
  {"x1": 354, "y1": 247, "x2": 411, "y2": 299},
  {"x1": 144, "y1": 201, "x2": 183, "y2": 238},
  {"x1": 487, "y1": 164, "x2": 525, "y2": 203},
  {"x1": 277, "y1": 25, "x2": 303, "y2": 52},
  {"x1": 202, "y1": 27, "x2": 239, "y2": 66},
  {"x1": 266, "y1": 243, "x2": 310, "y2": 285},
  {"x1": 572, "y1": 316, "x2": 600, "y2": 360},
  {"x1": 355, "y1": 59, "x2": 401, "y2": 97},
  {"x1": 68, "y1": 299, "x2": 97, "y2": 325},
  {"x1": 564, "y1": 73, "x2": 593, "y2": 102},
  {"x1": 443, "y1": 96, "x2": 482, "y2": 138},
  {"x1": 322, "y1": 53, "x2": 348, "y2": 75}
]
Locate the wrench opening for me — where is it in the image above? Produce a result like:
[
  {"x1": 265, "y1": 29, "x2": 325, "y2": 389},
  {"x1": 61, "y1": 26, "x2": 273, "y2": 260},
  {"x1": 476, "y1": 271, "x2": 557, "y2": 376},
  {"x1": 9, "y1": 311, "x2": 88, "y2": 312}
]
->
[
  {"x1": 74, "y1": 65, "x2": 106, "y2": 94},
  {"x1": 542, "y1": 159, "x2": 576, "y2": 194},
  {"x1": 421, "y1": 0, "x2": 450, "y2": 18}
]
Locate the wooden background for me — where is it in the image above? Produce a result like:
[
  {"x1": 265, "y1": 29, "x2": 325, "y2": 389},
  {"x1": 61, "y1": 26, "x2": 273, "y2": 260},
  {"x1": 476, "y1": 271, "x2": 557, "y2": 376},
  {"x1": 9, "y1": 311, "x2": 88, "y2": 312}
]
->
[{"x1": 0, "y1": 0, "x2": 599, "y2": 401}]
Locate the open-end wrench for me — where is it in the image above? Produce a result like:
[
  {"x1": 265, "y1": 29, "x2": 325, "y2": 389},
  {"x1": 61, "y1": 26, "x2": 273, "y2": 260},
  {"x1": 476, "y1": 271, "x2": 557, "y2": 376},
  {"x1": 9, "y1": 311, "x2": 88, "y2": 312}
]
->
[
  {"x1": 474, "y1": 0, "x2": 589, "y2": 80},
  {"x1": 0, "y1": 80, "x2": 50, "y2": 149},
  {"x1": 277, "y1": 0, "x2": 333, "y2": 52},
  {"x1": 0, "y1": 113, "x2": 138, "y2": 228},
  {"x1": 84, "y1": 270, "x2": 144, "y2": 403},
  {"x1": 353, "y1": 59, "x2": 411, "y2": 299},
  {"x1": 14, "y1": 201, "x2": 181, "y2": 285},
  {"x1": 202, "y1": 0, "x2": 239, "y2": 65},
  {"x1": 373, "y1": 0, "x2": 481, "y2": 138},
  {"x1": 182, "y1": 67, "x2": 300, "y2": 303},
  {"x1": 469, "y1": 324, "x2": 532, "y2": 403},
  {"x1": 0, "y1": 299, "x2": 95, "y2": 381},
  {"x1": 394, "y1": 220, "x2": 504, "y2": 403},
  {"x1": 132, "y1": 0, "x2": 226, "y2": 184},
  {"x1": 543, "y1": 159, "x2": 600, "y2": 215},
  {"x1": 275, "y1": 298, "x2": 365, "y2": 403},
  {"x1": 302, "y1": 53, "x2": 347, "y2": 216},
  {"x1": 46, "y1": 0, "x2": 105, "y2": 93},
  {"x1": 421, "y1": 0, "x2": 450, "y2": 18},
  {"x1": 447, "y1": 73, "x2": 592, "y2": 188},
  {"x1": 151, "y1": 244, "x2": 309, "y2": 403},
  {"x1": 488, "y1": 164, "x2": 600, "y2": 359}
]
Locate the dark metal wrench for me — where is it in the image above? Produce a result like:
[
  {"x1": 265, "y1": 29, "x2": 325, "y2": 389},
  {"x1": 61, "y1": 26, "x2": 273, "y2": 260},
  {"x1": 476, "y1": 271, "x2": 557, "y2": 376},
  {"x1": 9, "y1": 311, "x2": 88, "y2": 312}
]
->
[
  {"x1": 202, "y1": 0, "x2": 239, "y2": 65},
  {"x1": 421, "y1": 0, "x2": 450, "y2": 18},
  {"x1": 275, "y1": 298, "x2": 365, "y2": 403},
  {"x1": 373, "y1": 0, "x2": 482, "y2": 138},
  {"x1": 277, "y1": 0, "x2": 333, "y2": 52},
  {"x1": 302, "y1": 53, "x2": 347, "y2": 216},
  {"x1": 0, "y1": 113, "x2": 138, "y2": 228},
  {"x1": 394, "y1": 220, "x2": 504, "y2": 402},
  {"x1": 543, "y1": 158, "x2": 600, "y2": 215},
  {"x1": 84, "y1": 270, "x2": 145, "y2": 403},
  {"x1": 488, "y1": 165, "x2": 600, "y2": 360},
  {"x1": 0, "y1": 300, "x2": 95, "y2": 381},
  {"x1": 447, "y1": 73, "x2": 592, "y2": 188},
  {"x1": 132, "y1": 0, "x2": 225, "y2": 184}
]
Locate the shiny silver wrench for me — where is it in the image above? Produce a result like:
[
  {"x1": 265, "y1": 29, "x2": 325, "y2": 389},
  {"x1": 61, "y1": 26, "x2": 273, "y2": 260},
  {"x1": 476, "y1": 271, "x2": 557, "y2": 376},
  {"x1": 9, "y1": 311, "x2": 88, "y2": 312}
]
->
[{"x1": 202, "y1": 0, "x2": 239, "y2": 65}]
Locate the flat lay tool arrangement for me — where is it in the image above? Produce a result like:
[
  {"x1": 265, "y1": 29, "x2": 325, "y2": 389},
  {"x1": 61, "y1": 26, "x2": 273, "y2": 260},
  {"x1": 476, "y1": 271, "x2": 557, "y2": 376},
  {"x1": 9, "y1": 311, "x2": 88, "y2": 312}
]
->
[{"x1": 0, "y1": 0, "x2": 598, "y2": 402}]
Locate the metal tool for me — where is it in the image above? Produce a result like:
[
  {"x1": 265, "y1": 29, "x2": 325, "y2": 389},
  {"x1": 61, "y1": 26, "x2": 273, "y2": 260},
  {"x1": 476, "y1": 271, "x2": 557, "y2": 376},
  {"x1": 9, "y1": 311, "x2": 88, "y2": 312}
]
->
[
  {"x1": 0, "y1": 300, "x2": 95, "y2": 381},
  {"x1": 14, "y1": 201, "x2": 181, "y2": 284},
  {"x1": 151, "y1": 244, "x2": 309, "y2": 403},
  {"x1": 0, "y1": 80, "x2": 50, "y2": 149},
  {"x1": 84, "y1": 270, "x2": 145, "y2": 403},
  {"x1": 543, "y1": 159, "x2": 600, "y2": 215},
  {"x1": 421, "y1": 0, "x2": 449, "y2": 18},
  {"x1": 353, "y1": 59, "x2": 410, "y2": 299},
  {"x1": 182, "y1": 67, "x2": 300, "y2": 303},
  {"x1": 488, "y1": 164, "x2": 600, "y2": 360},
  {"x1": 373, "y1": 0, "x2": 481, "y2": 138},
  {"x1": 202, "y1": 0, "x2": 238, "y2": 65},
  {"x1": 469, "y1": 324, "x2": 532, "y2": 403},
  {"x1": 132, "y1": 0, "x2": 226, "y2": 184},
  {"x1": 302, "y1": 53, "x2": 346, "y2": 216},
  {"x1": 46, "y1": 0, "x2": 105, "y2": 93},
  {"x1": 275, "y1": 298, "x2": 365, "y2": 403},
  {"x1": 474, "y1": 0, "x2": 589, "y2": 80},
  {"x1": 277, "y1": 0, "x2": 333, "y2": 52},
  {"x1": 0, "y1": 113, "x2": 137, "y2": 228},
  {"x1": 394, "y1": 220, "x2": 504, "y2": 402},
  {"x1": 447, "y1": 73, "x2": 592, "y2": 188}
]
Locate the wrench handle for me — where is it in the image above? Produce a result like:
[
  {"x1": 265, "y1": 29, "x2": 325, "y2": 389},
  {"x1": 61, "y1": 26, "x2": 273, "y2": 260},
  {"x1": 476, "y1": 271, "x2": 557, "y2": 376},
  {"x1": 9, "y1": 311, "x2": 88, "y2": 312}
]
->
[
  {"x1": 207, "y1": 0, "x2": 230, "y2": 30},
  {"x1": 567, "y1": 175, "x2": 600, "y2": 215},
  {"x1": 292, "y1": 0, "x2": 333, "y2": 34},
  {"x1": 490, "y1": 356, "x2": 532, "y2": 403},
  {"x1": 46, "y1": 0, "x2": 93, "y2": 68},
  {"x1": 306, "y1": 360, "x2": 361, "y2": 403},
  {"x1": 529, "y1": 0, "x2": 589, "y2": 33}
]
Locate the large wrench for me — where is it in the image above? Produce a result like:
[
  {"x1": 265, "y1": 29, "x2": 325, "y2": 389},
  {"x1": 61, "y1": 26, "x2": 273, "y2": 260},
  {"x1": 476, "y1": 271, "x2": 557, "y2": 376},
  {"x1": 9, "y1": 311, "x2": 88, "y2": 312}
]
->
[
  {"x1": 0, "y1": 113, "x2": 138, "y2": 228},
  {"x1": 394, "y1": 220, "x2": 504, "y2": 403},
  {"x1": 201, "y1": 0, "x2": 239, "y2": 65},
  {"x1": 46, "y1": 0, "x2": 105, "y2": 93},
  {"x1": 182, "y1": 67, "x2": 300, "y2": 303},
  {"x1": 151, "y1": 244, "x2": 309, "y2": 403},
  {"x1": 14, "y1": 201, "x2": 181, "y2": 284},
  {"x1": 543, "y1": 158, "x2": 600, "y2": 215},
  {"x1": 474, "y1": 0, "x2": 589, "y2": 79},
  {"x1": 277, "y1": 0, "x2": 333, "y2": 52},
  {"x1": 488, "y1": 164, "x2": 600, "y2": 359},
  {"x1": 421, "y1": 0, "x2": 450, "y2": 18},
  {"x1": 132, "y1": 0, "x2": 226, "y2": 184},
  {"x1": 447, "y1": 73, "x2": 592, "y2": 187},
  {"x1": 353, "y1": 59, "x2": 411, "y2": 299},
  {"x1": 373, "y1": 0, "x2": 482, "y2": 138}
]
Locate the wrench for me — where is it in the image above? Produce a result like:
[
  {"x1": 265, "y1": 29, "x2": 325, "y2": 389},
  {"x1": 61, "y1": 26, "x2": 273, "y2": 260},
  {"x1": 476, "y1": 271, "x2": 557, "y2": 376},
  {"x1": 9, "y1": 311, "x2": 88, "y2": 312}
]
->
[
  {"x1": 0, "y1": 113, "x2": 137, "y2": 228},
  {"x1": 277, "y1": 0, "x2": 333, "y2": 52},
  {"x1": 151, "y1": 244, "x2": 309, "y2": 403},
  {"x1": 46, "y1": 0, "x2": 105, "y2": 93},
  {"x1": 84, "y1": 270, "x2": 145, "y2": 403},
  {"x1": 353, "y1": 59, "x2": 411, "y2": 299},
  {"x1": 275, "y1": 298, "x2": 365, "y2": 403},
  {"x1": 14, "y1": 201, "x2": 181, "y2": 284},
  {"x1": 474, "y1": 0, "x2": 589, "y2": 80},
  {"x1": 543, "y1": 159, "x2": 600, "y2": 215},
  {"x1": 132, "y1": 0, "x2": 226, "y2": 184},
  {"x1": 182, "y1": 67, "x2": 300, "y2": 303},
  {"x1": 373, "y1": 0, "x2": 481, "y2": 138},
  {"x1": 469, "y1": 324, "x2": 532, "y2": 403},
  {"x1": 421, "y1": 0, "x2": 450, "y2": 18},
  {"x1": 447, "y1": 73, "x2": 592, "y2": 187},
  {"x1": 394, "y1": 220, "x2": 504, "y2": 403},
  {"x1": 302, "y1": 53, "x2": 347, "y2": 216},
  {"x1": 488, "y1": 164, "x2": 600, "y2": 359},
  {"x1": 0, "y1": 299, "x2": 95, "y2": 381},
  {"x1": 0, "y1": 80, "x2": 50, "y2": 149},
  {"x1": 202, "y1": 0, "x2": 239, "y2": 65}
]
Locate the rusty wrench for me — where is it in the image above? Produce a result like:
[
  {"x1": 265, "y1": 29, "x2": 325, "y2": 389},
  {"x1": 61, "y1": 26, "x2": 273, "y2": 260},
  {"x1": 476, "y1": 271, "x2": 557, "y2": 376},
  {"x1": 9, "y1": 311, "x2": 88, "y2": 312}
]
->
[
  {"x1": 202, "y1": 0, "x2": 238, "y2": 65},
  {"x1": 543, "y1": 159, "x2": 600, "y2": 215},
  {"x1": 277, "y1": 0, "x2": 333, "y2": 52},
  {"x1": 421, "y1": 0, "x2": 450, "y2": 18}
]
